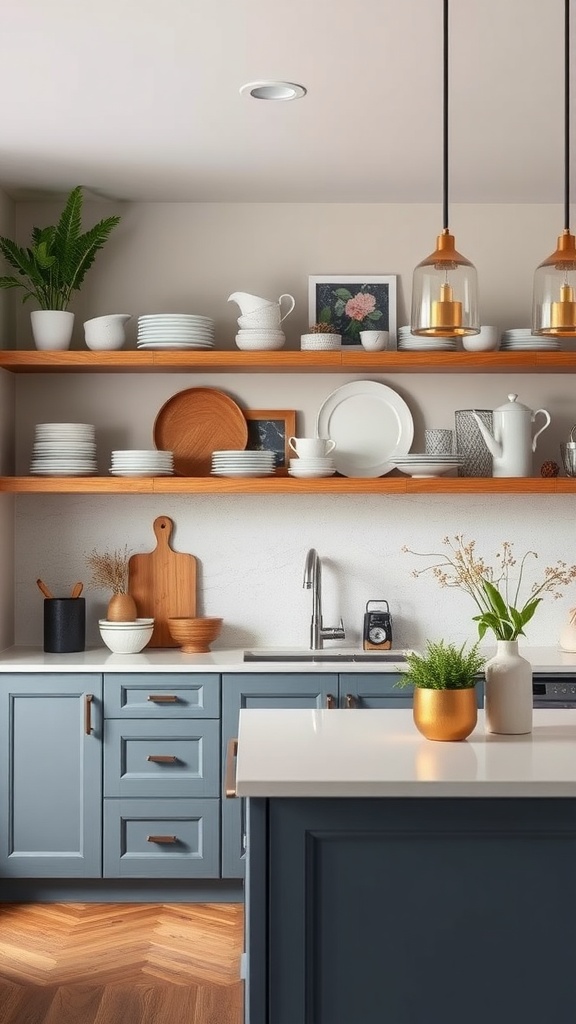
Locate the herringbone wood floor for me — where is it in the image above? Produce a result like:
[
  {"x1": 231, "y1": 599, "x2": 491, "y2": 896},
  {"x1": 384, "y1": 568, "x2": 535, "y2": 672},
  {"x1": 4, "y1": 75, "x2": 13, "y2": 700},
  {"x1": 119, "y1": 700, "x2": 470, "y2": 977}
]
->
[{"x1": 0, "y1": 902, "x2": 244, "y2": 1024}]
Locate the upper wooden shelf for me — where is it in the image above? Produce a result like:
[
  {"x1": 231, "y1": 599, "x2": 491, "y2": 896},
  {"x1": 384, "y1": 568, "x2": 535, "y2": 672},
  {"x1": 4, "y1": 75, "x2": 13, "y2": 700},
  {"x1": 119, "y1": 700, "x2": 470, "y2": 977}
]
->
[
  {"x1": 1, "y1": 476, "x2": 573, "y2": 495},
  {"x1": 1, "y1": 349, "x2": 576, "y2": 374}
]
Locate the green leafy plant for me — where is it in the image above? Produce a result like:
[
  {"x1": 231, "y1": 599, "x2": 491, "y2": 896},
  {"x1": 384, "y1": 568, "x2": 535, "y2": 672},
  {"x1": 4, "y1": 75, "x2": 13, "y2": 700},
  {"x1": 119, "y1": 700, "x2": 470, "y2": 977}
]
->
[
  {"x1": 403, "y1": 534, "x2": 576, "y2": 641},
  {"x1": 396, "y1": 640, "x2": 484, "y2": 690},
  {"x1": 0, "y1": 186, "x2": 120, "y2": 310}
]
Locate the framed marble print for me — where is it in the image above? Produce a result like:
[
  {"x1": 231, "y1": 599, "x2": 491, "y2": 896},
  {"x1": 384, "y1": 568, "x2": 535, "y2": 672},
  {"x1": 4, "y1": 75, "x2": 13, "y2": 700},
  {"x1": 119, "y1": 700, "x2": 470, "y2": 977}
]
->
[{"x1": 244, "y1": 409, "x2": 296, "y2": 474}]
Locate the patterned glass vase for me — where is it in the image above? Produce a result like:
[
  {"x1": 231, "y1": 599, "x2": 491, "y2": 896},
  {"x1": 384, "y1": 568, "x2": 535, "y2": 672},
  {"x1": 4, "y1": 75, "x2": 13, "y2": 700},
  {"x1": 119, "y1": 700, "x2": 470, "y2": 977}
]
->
[{"x1": 484, "y1": 640, "x2": 532, "y2": 735}]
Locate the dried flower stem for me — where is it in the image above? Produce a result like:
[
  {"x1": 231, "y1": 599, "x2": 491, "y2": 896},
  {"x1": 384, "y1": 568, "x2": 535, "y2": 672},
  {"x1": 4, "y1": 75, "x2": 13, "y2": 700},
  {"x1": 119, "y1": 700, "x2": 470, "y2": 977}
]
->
[{"x1": 85, "y1": 546, "x2": 131, "y2": 595}]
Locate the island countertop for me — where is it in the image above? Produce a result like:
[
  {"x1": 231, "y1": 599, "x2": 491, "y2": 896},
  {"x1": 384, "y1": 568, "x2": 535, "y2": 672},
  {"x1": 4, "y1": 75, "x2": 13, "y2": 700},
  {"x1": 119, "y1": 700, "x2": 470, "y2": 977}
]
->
[{"x1": 235, "y1": 707, "x2": 576, "y2": 798}]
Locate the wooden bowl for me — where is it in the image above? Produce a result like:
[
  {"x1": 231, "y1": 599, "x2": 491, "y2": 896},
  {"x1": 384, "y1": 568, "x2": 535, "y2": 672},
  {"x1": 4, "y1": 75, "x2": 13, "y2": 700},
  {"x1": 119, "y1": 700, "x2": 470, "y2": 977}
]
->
[{"x1": 167, "y1": 616, "x2": 223, "y2": 653}]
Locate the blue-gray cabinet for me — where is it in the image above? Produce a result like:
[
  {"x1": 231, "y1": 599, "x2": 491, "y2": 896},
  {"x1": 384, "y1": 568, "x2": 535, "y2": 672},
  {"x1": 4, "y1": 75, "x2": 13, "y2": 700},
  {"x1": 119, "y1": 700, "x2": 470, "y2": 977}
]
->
[
  {"x1": 221, "y1": 672, "x2": 409, "y2": 878},
  {"x1": 0, "y1": 673, "x2": 103, "y2": 878},
  {"x1": 103, "y1": 672, "x2": 221, "y2": 878}
]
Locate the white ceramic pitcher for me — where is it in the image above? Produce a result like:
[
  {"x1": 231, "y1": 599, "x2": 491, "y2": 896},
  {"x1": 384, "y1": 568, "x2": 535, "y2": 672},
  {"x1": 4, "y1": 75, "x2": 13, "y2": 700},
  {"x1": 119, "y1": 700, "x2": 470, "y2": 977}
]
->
[
  {"x1": 228, "y1": 291, "x2": 295, "y2": 322},
  {"x1": 472, "y1": 393, "x2": 551, "y2": 477}
]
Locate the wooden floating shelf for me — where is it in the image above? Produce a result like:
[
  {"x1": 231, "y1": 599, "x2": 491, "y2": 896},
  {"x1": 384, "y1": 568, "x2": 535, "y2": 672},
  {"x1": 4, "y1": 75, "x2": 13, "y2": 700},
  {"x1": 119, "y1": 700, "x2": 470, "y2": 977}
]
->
[
  {"x1": 1, "y1": 349, "x2": 576, "y2": 374},
  {"x1": 1, "y1": 476, "x2": 575, "y2": 495}
]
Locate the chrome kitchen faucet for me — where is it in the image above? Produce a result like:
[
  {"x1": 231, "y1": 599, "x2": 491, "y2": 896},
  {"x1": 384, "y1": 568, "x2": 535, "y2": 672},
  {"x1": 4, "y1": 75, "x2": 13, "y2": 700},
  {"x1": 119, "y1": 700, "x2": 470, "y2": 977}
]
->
[{"x1": 303, "y1": 548, "x2": 346, "y2": 650}]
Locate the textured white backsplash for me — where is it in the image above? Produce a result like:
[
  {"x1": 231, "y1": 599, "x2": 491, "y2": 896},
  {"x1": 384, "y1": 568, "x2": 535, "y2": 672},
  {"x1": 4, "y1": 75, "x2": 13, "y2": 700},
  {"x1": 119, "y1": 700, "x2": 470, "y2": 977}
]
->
[{"x1": 14, "y1": 492, "x2": 576, "y2": 651}]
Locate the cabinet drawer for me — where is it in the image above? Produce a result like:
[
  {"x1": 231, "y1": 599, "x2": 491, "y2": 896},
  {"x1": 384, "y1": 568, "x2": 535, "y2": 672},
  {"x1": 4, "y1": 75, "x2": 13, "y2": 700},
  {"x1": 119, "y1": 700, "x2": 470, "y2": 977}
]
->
[
  {"x1": 104, "y1": 673, "x2": 220, "y2": 718},
  {"x1": 104, "y1": 718, "x2": 220, "y2": 797},
  {"x1": 103, "y1": 798, "x2": 219, "y2": 878}
]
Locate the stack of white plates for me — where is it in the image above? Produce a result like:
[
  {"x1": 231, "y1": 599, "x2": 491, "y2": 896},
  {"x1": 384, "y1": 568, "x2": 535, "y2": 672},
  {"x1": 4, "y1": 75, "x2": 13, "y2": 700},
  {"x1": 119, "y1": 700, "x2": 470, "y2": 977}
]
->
[
  {"x1": 398, "y1": 326, "x2": 458, "y2": 351},
  {"x1": 288, "y1": 457, "x2": 336, "y2": 478},
  {"x1": 137, "y1": 314, "x2": 215, "y2": 350},
  {"x1": 110, "y1": 450, "x2": 174, "y2": 477},
  {"x1": 211, "y1": 450, "x2": 276, "y2": 477},
  {"x1": 500, "y1": 329, "x2": 560, "y2": 350},
  {"x1": 31, "y1": 423, "x2": 97, "y2": 476},
  {"x1": 392, "y1": 453, "x2": 464, "y2": 478}
]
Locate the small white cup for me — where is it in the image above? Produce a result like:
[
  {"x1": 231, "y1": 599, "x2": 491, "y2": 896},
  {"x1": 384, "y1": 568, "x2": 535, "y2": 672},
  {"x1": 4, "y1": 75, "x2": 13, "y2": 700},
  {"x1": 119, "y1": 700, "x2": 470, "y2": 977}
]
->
[
  {"x1": 84, "y1": 314, "x2": 131, "y2": 350},
  {"x1": 289, "y1": 437, "x2": 336, "y2": 458},
  {"x1": 360, "y1": 330, "x2": 389, "y2": 351},
  {"x1": 462, "y1": 326, "x2": 500, "y2": 352}
]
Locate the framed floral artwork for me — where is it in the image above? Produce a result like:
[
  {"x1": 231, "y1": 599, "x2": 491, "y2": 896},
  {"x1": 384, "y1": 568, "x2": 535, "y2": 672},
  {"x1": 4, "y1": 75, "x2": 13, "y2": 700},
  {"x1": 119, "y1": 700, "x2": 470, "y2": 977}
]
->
[
  {"x1": 308, "y1": 275, "x2": 397, "y2": 348},
  {"x1": 244, "y1": 409, "x2": 296, "y2": 475}
]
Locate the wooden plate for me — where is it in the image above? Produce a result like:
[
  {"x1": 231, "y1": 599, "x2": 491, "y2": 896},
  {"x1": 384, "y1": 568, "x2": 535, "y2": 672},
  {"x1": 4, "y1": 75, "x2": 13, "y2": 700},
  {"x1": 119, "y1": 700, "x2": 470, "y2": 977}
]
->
[{"x1": 153, "y1": 386, "x2": 248, "y2": 476}]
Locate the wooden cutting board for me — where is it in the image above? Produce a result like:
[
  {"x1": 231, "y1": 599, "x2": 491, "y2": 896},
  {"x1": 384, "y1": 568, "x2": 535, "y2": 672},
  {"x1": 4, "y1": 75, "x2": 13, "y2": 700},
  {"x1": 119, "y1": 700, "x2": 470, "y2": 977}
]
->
[{"x1": 128, "y1": 515, "x2": 197, "y2": 647}]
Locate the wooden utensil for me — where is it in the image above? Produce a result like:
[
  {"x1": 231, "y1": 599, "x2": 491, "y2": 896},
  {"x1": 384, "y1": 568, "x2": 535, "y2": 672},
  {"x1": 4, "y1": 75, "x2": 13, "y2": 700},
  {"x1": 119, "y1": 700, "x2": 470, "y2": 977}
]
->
[
  {"x1": 70, "y1": 582, "x2": 84, "y2": 598},
  {"x1": 36, "y1": 578, "x2": 54, "y2": 599},
  {"x1": 128, "y1": 516, "x2": 197, "y2": 647},
  {"x1": 153, "y1": 386, "x2": 248, "y2": 476}
]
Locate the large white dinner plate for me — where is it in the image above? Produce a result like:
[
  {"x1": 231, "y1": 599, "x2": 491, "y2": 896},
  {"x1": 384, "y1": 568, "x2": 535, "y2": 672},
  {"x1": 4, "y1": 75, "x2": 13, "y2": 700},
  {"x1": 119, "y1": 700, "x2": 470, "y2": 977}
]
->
[{"x1": 316, "y1": 381, "x2": 414, "y2": 477}]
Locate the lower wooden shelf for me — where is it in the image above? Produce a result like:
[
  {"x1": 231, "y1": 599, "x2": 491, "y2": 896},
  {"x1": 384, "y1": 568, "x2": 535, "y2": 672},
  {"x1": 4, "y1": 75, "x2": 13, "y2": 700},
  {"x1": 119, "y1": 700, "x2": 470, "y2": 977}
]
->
[{"x1": 1, "y1": 475, "x2": 574, "y2": 494}]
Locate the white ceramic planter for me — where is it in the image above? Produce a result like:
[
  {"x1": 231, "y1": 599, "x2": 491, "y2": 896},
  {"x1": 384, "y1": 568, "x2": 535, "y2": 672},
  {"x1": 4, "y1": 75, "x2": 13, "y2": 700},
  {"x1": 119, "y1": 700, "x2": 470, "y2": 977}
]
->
[
  {"x1": 30, "y1": 310, "x2": 74, "y2": 350},
  {"x1": 484, "y1": 639, "x2": 533, "y2": 735}
]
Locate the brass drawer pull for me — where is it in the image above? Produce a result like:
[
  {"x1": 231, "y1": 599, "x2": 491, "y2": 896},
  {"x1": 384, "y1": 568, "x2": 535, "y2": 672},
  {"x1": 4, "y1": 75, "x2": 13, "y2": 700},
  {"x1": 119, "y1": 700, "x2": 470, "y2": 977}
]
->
[
  {"x1": 345, "y1": 693, "x2": 358, "y2": 709},
  {"x1": 84, "y1": 693, "x2": 94, "y2": 734},
  {"x1": 147, "y1": 754, "x2": 177, "y2": 763},
  {"x1": 147, "y1": 834, "x2": 177, "y2": 844},
  {"x1": 225, "y1": 738, "x2": 238, "y2": 798},
  {"x1": 147, "y1": 694, "x2": 179, "y2": 703},
  {"x1": 326, "y1": 693, "x2": 337, "y2": 709}
]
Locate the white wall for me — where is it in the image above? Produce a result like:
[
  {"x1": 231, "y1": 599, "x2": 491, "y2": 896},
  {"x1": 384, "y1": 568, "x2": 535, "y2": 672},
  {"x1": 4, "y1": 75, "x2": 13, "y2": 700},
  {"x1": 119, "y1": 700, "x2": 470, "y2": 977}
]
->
[
  {"x1": 9, "y1": 200, "x2": 576, "y2": 651},
  {"x1": 0, "y1": 187, "x2": 15, "y2": 650}
]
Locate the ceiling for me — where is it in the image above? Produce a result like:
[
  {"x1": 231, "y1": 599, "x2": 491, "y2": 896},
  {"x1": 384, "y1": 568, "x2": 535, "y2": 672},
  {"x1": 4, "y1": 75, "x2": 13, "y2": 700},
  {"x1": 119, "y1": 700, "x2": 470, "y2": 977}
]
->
[{"x1": 0, "y1": 0, "x2": 571, "y2": 204}]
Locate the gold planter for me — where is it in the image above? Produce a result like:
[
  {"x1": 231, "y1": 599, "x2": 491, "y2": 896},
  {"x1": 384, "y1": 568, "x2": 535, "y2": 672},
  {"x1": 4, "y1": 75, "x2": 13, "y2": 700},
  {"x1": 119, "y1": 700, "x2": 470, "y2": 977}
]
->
[{"x1": 413, "y1": 687, "x2": 477, "y2": 742}]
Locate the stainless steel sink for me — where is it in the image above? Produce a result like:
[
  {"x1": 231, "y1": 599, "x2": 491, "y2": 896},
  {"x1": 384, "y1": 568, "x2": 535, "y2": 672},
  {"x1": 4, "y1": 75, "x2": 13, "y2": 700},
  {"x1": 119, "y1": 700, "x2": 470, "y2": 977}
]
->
[{"x1": 243, "y1": 649, "x2": 411, "y2": 663}]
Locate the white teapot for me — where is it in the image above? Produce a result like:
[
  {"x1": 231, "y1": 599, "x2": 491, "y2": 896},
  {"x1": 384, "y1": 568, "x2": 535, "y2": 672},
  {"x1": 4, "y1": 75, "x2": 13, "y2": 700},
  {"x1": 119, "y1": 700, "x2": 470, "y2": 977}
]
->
[{"x1": 472, "y1": 393, "x2": 551, "y2": 477}]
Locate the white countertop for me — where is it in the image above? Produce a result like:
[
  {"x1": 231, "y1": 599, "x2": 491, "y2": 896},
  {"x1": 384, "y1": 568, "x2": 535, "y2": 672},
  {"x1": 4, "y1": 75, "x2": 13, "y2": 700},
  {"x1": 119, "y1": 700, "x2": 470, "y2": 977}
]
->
[
  {"x1": 1, "y1": 644, "x2": 576, "y2": 673},
  {"x1": 235, "y1": 708, "x2": 576, "y2": 798}
]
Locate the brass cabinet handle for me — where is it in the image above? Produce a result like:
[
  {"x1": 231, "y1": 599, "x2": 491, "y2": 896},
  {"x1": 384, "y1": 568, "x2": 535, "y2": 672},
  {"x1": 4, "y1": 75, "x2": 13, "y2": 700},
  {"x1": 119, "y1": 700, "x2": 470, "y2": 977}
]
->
[
  {"x1": 147, "y1": 754, "x2": 177, "y2": 763},
  {"x1": 225, "y1": 738, "x2": 238, "y2": 798},
  {"x1": 147, "y1": 835, "x2": 177, "y2": 844},
  {"x1": 147, "y1": 694, "x2": 179, "y2": 703},
  {"x1": 345, "y1": 693, "x2": 358, "y2": 709},
  {"x1": 326, "y1": 693, "x2": 337, "y2": 709},
  {"x1": 84, "y1": 693, "x2": 94, "y2": 734}
]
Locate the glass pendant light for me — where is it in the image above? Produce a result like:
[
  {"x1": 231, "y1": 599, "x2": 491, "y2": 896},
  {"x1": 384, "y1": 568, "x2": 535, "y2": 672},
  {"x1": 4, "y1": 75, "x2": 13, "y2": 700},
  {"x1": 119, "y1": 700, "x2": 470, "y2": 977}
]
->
[
  {"x1": 411, "y1": 0, "x2": 479, "y2": 337},
  {"x1": 533, "y1": 0, "x2": 576, "y2": 336}
]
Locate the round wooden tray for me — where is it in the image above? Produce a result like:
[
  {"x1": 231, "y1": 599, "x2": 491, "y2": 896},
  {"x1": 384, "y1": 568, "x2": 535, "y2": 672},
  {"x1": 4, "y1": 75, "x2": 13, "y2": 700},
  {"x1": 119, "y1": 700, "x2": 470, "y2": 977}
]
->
[{"x1": 153, "y1": 386, "x2": 248, "y2": 475}]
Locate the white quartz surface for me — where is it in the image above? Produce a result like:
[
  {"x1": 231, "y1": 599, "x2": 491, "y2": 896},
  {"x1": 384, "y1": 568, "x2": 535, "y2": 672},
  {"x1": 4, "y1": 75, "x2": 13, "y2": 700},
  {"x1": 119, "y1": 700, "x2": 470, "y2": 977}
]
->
[
  {"x1": 1, "y1": 644, "x2": 576, "y2": 673},
  {"x1": 235, "y1": 708, "x2": 576, "y2": 798}
]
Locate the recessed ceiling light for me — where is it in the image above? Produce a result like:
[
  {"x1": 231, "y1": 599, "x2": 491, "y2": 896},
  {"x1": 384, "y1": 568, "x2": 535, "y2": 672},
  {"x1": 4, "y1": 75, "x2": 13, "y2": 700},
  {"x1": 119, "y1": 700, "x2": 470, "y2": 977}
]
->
[{"x1": 239, "y1": 81, "x2": 307, "y2": 101}]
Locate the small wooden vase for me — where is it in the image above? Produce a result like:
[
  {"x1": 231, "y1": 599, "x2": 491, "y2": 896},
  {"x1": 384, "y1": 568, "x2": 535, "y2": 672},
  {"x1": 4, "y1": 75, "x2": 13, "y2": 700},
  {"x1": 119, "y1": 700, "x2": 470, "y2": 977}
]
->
[{"x1": 107, "y1": 592, "x2": 137, "y2": 622}]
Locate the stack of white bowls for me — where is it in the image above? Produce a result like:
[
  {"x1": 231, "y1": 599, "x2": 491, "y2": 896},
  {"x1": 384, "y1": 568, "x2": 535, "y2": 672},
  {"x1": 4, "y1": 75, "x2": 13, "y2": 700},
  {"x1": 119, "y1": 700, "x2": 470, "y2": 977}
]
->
[
  {"x1": 234, "y1": 296, "x2": 294, "y2": 351},
  {"x1": 210, "y1": 450, "x2": 276, "y2": 477},
  {"x1": 289, "y1": 456, "x2": 336, "y2": 479},
  {"x1": 31, "y1": 422, "x2": 98, "y2": 476},
  {"x1": 98, "y1": 618, "x2": 154, "y2": 654},
  {"x1": 136, "y1": 314, "x2": 215, "y2": 350},
  {"x1": 109, "y1": 450, "x2": 174, "y2": 477}
]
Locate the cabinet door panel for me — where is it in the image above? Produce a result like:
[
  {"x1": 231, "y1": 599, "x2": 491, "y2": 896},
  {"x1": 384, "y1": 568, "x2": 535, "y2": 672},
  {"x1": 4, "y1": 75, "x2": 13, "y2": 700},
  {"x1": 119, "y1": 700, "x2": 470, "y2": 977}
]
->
[
  {"x1": 104, "y1": 673, "x2": 220, "y2": 718},
  {"x1": 104, "y1": 718, "x2": 220, "y2": 797},
  {"x1": 0, "y1": 674, "x2": 102, "y2": 877},
  {"x1": 221, "y1": 673, "x2": 335, "y2": 878},
  {"x1": 104, "y1": 797, "x2": 219, "y2": 878}
]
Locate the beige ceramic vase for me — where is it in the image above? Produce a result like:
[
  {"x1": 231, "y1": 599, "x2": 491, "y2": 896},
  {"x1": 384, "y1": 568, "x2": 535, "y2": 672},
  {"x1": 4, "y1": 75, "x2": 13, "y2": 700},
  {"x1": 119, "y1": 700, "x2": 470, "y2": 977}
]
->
[{"x1": 106, "y1": 592, "x2": 137, "y2": 622}]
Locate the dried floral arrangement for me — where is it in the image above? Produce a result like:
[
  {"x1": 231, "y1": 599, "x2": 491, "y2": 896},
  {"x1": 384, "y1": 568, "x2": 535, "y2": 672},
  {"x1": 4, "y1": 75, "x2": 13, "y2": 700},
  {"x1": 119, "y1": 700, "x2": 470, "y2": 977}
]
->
[
  {"x1": 85, "y1": 546, "x2": 131, "y2": 595},
  {"x1": 403, "y1": 534, "x2": 576, "y2": 641}
]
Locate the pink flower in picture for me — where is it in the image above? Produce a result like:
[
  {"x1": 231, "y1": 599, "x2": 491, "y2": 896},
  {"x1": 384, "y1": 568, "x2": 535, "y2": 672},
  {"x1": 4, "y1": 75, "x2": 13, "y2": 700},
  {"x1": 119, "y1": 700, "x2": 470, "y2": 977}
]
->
[{"x1": 345, "y1": 291, "x2": 377, "y2": 322}]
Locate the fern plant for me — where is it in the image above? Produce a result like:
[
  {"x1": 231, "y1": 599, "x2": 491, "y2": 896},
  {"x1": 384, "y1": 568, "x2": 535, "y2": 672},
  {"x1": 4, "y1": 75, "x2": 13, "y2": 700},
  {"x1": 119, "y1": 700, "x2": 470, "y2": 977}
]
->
[
  {"x1": 396, "y1": 640, "x2": 484, "y2": 690},
  {"x1": 0, "y1": 186, "x2": 120, "y2": 310}
]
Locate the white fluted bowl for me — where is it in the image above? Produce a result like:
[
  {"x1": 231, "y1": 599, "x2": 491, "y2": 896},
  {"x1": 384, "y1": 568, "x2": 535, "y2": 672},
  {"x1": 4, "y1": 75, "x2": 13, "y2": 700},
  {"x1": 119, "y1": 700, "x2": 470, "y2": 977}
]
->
[{"x1": 99, "y1": 618, "x2": 154, "y2": 653}]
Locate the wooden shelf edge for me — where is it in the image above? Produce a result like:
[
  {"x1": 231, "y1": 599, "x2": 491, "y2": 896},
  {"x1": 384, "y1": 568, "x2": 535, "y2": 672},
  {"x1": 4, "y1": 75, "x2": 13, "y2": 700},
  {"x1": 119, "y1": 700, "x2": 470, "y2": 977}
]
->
[
  {"x1": 2, "y1": 349, "x2": 576, "y2": 374},
  {"x1": 1, "y1": 476, "x2": 573, "y2": 494}
]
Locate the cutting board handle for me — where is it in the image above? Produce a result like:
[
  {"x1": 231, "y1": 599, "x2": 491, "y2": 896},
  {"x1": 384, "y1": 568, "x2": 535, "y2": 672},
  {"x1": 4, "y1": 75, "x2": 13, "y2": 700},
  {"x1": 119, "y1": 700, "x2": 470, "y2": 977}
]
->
[{"x1": 153, "y1": 515, "x2": 174, "y2": 549}]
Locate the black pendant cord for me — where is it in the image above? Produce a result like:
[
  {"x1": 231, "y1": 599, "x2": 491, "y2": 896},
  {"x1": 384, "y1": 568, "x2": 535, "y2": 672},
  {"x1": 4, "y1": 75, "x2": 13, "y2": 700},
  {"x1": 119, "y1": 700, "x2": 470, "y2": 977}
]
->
[
  {"x1": 442, "y1": 0, "x2": 449, "y2": 232},
  {"x1": 561, "y1": 0, "x2": 565, "y2": 232}
]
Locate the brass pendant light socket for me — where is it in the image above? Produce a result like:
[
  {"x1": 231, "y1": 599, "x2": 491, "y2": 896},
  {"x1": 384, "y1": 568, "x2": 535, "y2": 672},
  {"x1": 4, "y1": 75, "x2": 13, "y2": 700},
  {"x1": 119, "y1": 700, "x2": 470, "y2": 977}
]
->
[{"x1": 431, "y1": 282, "x2": 463, "y2": 331}]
